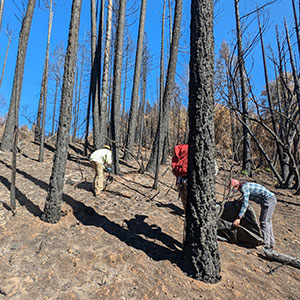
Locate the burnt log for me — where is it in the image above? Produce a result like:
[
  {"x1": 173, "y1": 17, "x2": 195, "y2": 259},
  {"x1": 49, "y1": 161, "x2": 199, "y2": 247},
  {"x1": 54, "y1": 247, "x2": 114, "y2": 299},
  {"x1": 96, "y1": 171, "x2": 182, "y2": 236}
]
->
[{"x1": 264, "y1": 248, "x2": 300, "y2": 269}]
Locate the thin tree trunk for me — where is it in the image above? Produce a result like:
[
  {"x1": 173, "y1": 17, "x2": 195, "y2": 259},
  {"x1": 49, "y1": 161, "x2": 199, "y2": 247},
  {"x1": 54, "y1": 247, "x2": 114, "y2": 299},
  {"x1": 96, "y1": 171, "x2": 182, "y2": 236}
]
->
[
  {"x1": 10, "y1": 66, "x2": 20, "y2": 212},
  {"x1": 0, "y1": 0, "x2": 36, "y2": 151},
  {"x1": 72, "y1": 65, "x2": 79, "y2": 142},
  {"x1": 121, "y1": 29, "x2": 130, "y2": 146},
  {"x1": 111, "y1": 0, "x2": 126, "y2": 175},
  {"x1": 234, "y1": 0, "x2": 252, "y2": 176},
  {"x1": 73, "y1": 44, "x2": 84, "y2": 142},
  {"x1": 41, "y1": 0, "x2": 82, "y2": 224},
  {"x1": 34, "y1": 69, "x2": 45, "y2": 143},
  {"x1": 160, "y1": 0, "x2": 166, "y2": 114},
  {"x1": 0, "y1": 30, "x2": 11, "y2": 88},
  {"x1": 90, "y1": 0, "x2": 104, "y2": 149},
  {"x1": 161, "y1": 0, "x2": 173, "y2": 164},
  {"x1": 0, "y1": 0, "x2": 4, "y2": 32},
  {"x1": 146, "y1": 0, "x2": 182, "y2": 173},
  {"x1": 39, "y1": 0, "x2": 53, "y2": 162},
  {"x1": 182, "y1": 0, "x2": 221, "y2": 283},
  {"x1": 99, "y1": 0, "x2": 113, "y2": 147},
  {"x1": 137, "y1": 42, "x2": 148, "y2": 162},
  {"x1": 51, "y1": 78, "x2": 59, "y2": 136},
  {"x1": 291, "y1": 0, "x2": 300, "y2": 61},
  {"x1": 124, "y1": 0, "x2": 147, "y2": 161},
  {"x1": 83, "y1": 0, "x2": 97, "y2": 156},
  {"x1": 257, "y1": 7, "x2": 287, "y2": 180},
  {"x1": 284, "y1": 18, "x2": 300, "y2": 109}
]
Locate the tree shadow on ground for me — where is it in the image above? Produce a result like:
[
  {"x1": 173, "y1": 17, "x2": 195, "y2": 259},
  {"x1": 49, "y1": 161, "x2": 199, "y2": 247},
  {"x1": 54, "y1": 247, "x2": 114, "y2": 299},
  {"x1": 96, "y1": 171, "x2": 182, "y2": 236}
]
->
[
  {"x1": 119, "y1": 159, "x2": 137, "y2": 170},
  {"x1": 76, "y1": 181, "x2": 93, "y2": 193},
  {"x1": 112, "y1": 177, "x2": 154, "y2": 197},
  {"x1": 0, "y1": 175, "x2": 42, "y2": 217},
  {"x1": 120, "y1": 176, "x2": 153, "y2": 189},
  {"x1": 277, "y1": 198, "x2": 300, "y2": 207},
  {"x1": 155, "y1": 201, "x2": 184, "y2": 216},
  {"x1": 68, "y1": 143, "x2": 85, "y2": 156},
  {"x1": 124, "y1": 214, "x2": 182, "y2": 250},
  {"x1": 63, "y1": 194, "x2": 182, "y2": 264},
  {"x1": 67, "y1": 154, "x2": 91, "y2": 168},
  {"x1": 19, "y1": 151, "x2": 39, "y2": 162},
  {"x1": 0, "y1": 160, "x2": 49, "y2": 191},
  {"x1": 32, "y1": 141, "x2": 55, "y2": 153}
]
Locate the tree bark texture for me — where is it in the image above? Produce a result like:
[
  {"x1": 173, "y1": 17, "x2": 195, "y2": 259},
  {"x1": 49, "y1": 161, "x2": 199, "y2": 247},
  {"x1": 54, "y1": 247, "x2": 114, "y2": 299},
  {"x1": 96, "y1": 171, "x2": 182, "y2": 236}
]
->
[
  {"x1": 146, "y1": 0, "x2": 182, "y2": 173},
  {"x1": 99, "y1": 0, "x2": 113, "y2": 147},
  {"x1": 124, "y1": 0, "x2": 147, "y2": 161},
  {"x1": 1, "y1": 0, "x2": 36, "y2": 151},
  {"x1": 137, "y1": 42, "x2": 148, "y2": 161},
  {"x1": 51, "y1": 78, "x2": 59, "y2": 136},
  {"x1": 0, "y1": 30, "x2": 11, "y2": 88},
  {"x1": 111, "y1": 0, "x2": 126, "y2": 175},
  {"x1": 39, "y1": 1, "x2": 53, "y2": 162},
  {"x1": 234, "y1": 0, "x2": 252, "y2": 176},
  {"x1": 90, "y1": 0, "x2": 104, "y2": 149},
  {"x1": 0, "y1": 0, "x2": 4, "y2": 32},
  {"x1": 182, "y1": 0, "x2": 221, "y2": 283},
  {"x1": 41, "y1": 0, "x2": 82, "y2": 223}
]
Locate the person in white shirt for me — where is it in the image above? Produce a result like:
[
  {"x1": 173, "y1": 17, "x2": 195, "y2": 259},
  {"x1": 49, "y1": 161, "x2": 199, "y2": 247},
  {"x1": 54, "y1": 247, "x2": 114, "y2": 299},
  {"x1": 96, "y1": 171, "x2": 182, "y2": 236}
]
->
[{"x1": 89, "y1": 145, "x2": 112, "y2": 196}]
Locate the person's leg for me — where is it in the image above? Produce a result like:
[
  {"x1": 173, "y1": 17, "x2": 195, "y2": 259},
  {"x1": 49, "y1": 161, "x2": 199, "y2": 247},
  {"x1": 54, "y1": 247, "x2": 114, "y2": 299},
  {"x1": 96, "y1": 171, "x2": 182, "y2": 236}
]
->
[
  {"x1": 94, "y1": 162, "x2": 104, "y2": 196},
  {"x1": 268, "y1": 196, "x2": 277, "y2": 247},
  {"x1": 90, "y1": 161, "x2": 97, "y2": 195},
  {"x1": 260, "y1": 196, "x2": 276, "y2": 248},
  {"x1": 178, "y1": 182, "x2": 187, "y2": 213},
  {"x1": 177, "y1": 182, "x2": 187, "y2": 243}
]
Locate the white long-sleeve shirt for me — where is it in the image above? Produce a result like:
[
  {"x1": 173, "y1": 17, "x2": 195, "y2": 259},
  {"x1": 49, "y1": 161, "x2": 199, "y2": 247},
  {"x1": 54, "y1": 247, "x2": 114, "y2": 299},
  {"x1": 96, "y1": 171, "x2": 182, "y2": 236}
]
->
[{"x1": 89, "y1": 148, "x2": 112, "y2": 167}]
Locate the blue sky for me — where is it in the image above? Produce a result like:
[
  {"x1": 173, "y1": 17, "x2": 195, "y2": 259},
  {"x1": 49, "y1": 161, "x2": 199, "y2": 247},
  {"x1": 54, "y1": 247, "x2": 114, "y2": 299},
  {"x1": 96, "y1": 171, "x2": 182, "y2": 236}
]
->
[{"x1": 0, "y1": 0, "x2": 294, "y2": 135}]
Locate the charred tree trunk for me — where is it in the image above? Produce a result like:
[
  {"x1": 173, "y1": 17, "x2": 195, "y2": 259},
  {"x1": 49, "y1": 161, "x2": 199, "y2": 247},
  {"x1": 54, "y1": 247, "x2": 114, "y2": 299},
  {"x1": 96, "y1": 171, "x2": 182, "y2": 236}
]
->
[
  {"x1": 72, "y1": 43, "x2": 84, "y2": 143},
  {"x1": 99, "y1": 0, "x2": 113, "y2": 147},
  {"x1": 137, "y1": 40, "x2": 149, "y2": 162},
  {"x1": 41, "y1": 0, "x2": 82, "y2": 223},
  {"x1": 121, "y1": 29, "x2": 131, "y2": 146},
  {"x1": 257, "y1": 8, "x2": 287, "y2": 181},
  {"x1": 124, "y1": 0, "x2": 147, "y2": 161},
  {"x1": 111, "y1": 0, "x2": 126, "y2": 175},
  {"x1": 182, "y1": 0, "x2": 221, "y2": 283},
  {"x1": 51, "y1": 78, "x2": 59, "y2": 136},
  {"x1": 0, "y1": 0, "x2": 4, "y2": 32},
  {"x1": 234, "y1": 0, "x2": 252, "y2": 176},
  {"x1": 1, "y1": 0, "x2": 36, "y2": 151},
  {"x1": 39, "y1": 0, "x2": 53, "y2": 162},
  {"x1": 35, "y1": 65, "x2": 46, "y2": 143},
  {"x1": 90, "y1": 0, "x2": 104, "y2": 149},
  {"x1": 0, "y1": 29, "x2": 11, "y2": 88},
  {"x1": 146, "y1": 0, "x2": 182, "y2": 173}
]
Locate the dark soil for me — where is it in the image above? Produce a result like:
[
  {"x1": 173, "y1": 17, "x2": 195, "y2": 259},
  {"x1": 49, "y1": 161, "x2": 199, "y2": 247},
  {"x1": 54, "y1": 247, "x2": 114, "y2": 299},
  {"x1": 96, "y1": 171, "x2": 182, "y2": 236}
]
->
[{"x1": 0, "y1": 139, "x2": 299, "y2": 300}]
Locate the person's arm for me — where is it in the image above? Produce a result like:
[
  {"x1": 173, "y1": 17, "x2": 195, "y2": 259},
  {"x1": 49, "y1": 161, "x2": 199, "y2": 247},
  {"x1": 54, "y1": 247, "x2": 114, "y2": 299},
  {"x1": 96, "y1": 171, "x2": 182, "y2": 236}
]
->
[
  {"x1": 103, "y1": 151, "x2": 112, "y2": 171},
  {"x1": 107, "y1": 151, "x2": 112, "y2": 168},
  {"x1": 233, "y1": 186, "x2": 249, "y2": 227}
]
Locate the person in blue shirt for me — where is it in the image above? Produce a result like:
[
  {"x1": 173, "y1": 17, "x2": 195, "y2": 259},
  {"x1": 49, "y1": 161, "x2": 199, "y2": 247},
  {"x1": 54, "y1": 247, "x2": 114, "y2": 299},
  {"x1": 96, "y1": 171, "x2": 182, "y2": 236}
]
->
[{"x1": 229, "y1": 179, "x2": 277, "y2": 249}]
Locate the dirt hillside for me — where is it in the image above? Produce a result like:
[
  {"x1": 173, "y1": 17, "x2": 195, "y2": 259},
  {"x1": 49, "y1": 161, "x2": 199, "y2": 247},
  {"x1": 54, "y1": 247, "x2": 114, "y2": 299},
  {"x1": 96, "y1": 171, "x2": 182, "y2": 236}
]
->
[{"x1": 0, "y1": 139, "x2": 299, "y2": 300}]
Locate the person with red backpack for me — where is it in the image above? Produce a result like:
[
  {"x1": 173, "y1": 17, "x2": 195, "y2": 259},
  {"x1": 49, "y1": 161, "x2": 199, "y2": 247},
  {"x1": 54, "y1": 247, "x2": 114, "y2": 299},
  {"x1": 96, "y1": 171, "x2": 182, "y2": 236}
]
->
[
  {"x1": 172, "y1": 144, "x2": 189, "y2": 212},
  {"x1": 171, "y1": 144, "x2": 218, "y2": 213},
  {"x1": 171, "y1": 144, "x2": 218, "y2": 242}
]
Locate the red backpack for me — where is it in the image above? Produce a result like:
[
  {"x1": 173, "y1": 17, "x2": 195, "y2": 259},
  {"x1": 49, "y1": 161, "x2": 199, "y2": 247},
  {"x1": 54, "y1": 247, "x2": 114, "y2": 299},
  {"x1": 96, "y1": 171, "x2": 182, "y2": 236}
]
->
[{"x1": 171, "y1": 144, "x2": 188, "y2": 178}]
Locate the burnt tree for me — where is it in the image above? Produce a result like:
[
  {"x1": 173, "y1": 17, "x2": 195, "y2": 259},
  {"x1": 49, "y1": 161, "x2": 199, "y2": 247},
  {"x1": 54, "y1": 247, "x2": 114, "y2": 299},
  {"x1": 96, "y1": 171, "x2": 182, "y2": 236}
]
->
[
  {"x1": 1, "y1": 0, "x2": 36, "y2": 151},
  {"x1": 41, "y1": 0, "x2": 82, "y2": 223},
  {"x1": 182, "y1": 0, "x2": 221, "y2": 283}
]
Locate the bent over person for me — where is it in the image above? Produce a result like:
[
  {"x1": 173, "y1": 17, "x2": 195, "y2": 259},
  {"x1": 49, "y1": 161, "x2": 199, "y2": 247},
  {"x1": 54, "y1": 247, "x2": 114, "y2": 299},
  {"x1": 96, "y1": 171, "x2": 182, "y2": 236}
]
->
[
  {"x1": 229, "y1": 179, "x2": 277, "y2": 249},
  {"x1": 89, "y1": 145, "x2": 112, "y2": 197}
]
